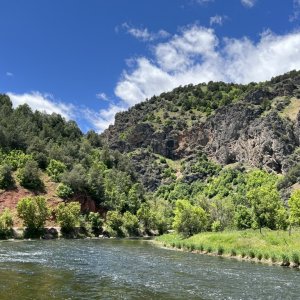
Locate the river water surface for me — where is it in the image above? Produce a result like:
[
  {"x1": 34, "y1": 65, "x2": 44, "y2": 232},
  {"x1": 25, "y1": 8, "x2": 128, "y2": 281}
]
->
[{"x1": 0, "y1": 239, "x2": 299, "y2": 299}]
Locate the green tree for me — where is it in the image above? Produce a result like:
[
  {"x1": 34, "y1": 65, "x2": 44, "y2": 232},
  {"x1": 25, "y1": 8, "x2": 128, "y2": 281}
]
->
[
  {"x1": 87, "y1": 212, "x2": 103, "y2": 235},
  {"x1": 46, "y1": 159, "x2": 66, "y2": 182},
  {"x1": 105, "y1": 211, "x2": 124, "y2": 237},
  {"x1": 17, "y1": 160, "x2": 43, "y2": 190},
  {"x1": 172, "y1": 200, "x2": 208, "y2": 237},
  {"x1": 0, "y1": 208, "x2": 14, "y2": 238},
  {"x1": 137, "y1": 203, "x2": 157, "y2": 234},
  {"x1": 56, "y1": 183, "x2": 74, "y2": 199},
  {"x1": 62, "y1": 164, "x2": 87, "y2": 192},
  {"x1": 17, "y1": 196, "x2": 49, "y2": 233},
  {"x1": 234, "y1": 205, "x2": 253, "y2": 229},
  {"x1": 56, "y1": 202, "x2": 81, "y2": 233},
  {"x1": 0, "y1": 164, "x2": 15, "y2": 189},
  {"x1": 288, "y1": 190, "x2": 300, "y2": 233},
  {"x1": 247, "y1": 183, "x2": 283, "y2": 232},
  {"x1": 122, "y1": 211, "x2": 139, "y2": 236}
]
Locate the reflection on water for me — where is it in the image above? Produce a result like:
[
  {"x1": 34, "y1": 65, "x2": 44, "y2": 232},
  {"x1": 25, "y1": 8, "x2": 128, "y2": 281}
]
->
[{"x1": 0, "y1": 239, "x2": 299, "y2": 300}]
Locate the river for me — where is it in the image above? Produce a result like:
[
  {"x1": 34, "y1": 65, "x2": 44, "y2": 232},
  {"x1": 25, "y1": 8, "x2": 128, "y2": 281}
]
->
[{"x1": 0, "y1": 239, "x2": 299, "y2": 299}]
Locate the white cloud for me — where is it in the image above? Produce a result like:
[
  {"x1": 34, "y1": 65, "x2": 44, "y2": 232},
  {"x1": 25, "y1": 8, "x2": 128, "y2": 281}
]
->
[
  {"x1": 113, "y1": 25, "x2": 300, "y2": 110},
  {"x1": 6, "y1": 72, "x2": 13, "y2": 77},
  {"x1": 210, "y1": 15, "x2": 227, "y2": 26},
  {"x1": 9, "y1": 25, "x2": 300, "y2": 133},
  {"x1": 241, "y1": 0, "x2": 256, "y2": 8},
  {"x1": 7, "y1": 91, "x2": 75, "y2": 120},
  {"x1": 6, "y1": 90, "x2": 124, "y2": 133},
  {"x1": 82, "y1": 104, "x2": 126, "y2": 132},
  {"x1": 96, "y1": 92, "x2": 109, "y2": 101},
  {"x1": 121, "y1": 23, "x2": 170, "y2": 41}
]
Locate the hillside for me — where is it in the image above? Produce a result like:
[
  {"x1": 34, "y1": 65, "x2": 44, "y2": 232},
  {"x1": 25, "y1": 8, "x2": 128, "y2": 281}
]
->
[
  {"x1": 102, "y1": 70, "x2": 300, "y2": 192},
  {"x1": 1, "y1": 70, "x2": 300, "y2": 237}
]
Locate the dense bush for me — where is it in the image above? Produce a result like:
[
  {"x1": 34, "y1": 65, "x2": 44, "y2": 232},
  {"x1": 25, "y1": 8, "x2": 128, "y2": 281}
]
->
[
  {"x1": 122, "y1": 211, "x2": 139, "y2": 236},
  {"x1": 87, "y1": 212, "x2": 103, "y2": 235},
  {"x1": 46, "y1": 159, "x2": 66, "y2": 182},
  {"x1": 288, "y1": 190, "x2": 300, "y2": 231},
  {"x1": 17, "y1": 196, "x2": 49, "y2": 232},
  {"x1": 0, "y1": 164, "x2": 14, "y2": 189},
  {"x1": 56, "y1": 202, "x2": 81, "y2": 233},
  {"x1": 56, "y1": 183, "x2": 74, "y2": 199},
  {"x1": 0, "y1": 208, "x2": 14, "y2": 238},
  {"x1": 173, "y1": 200, "x2": 208, "y2": 237},
  {"x1": 17, "y1": 160, "x2": 43, "y2": 190},
  {"x1": 105, "y1": 211, "x2": 124, "y2": 237}
]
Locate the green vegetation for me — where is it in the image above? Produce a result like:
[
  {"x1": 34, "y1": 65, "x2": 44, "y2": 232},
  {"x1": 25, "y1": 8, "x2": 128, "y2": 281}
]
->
[
  {"x1": 1, "y1": 71, "x2": 300, "y2": 255},
  {"x1": 0, "y1": 208, "x2": 13, "y2": 239},
  {"x1": 0, "y1": 164, "x2": 14, "y2": 189},
  {"x1": 56, "y1": 202, "x2": 81, "y2": 234},
  {"x1": 17, "y1": 196, "x2": 49, "y2": 236},
  {"x1": 17, "y1": 160, "x2": 44, "y2": 190},
  {"x1": 172, "y1": 200, "x2": 208, "y2": 236},
  {"x1": 157, "y1": 230, "x2": 300, "y2": 266}
]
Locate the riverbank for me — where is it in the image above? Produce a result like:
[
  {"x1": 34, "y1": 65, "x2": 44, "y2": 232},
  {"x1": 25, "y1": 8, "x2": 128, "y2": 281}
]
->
[{"x1": 156, "y1": 229, "x2": 300, "y2": 268}]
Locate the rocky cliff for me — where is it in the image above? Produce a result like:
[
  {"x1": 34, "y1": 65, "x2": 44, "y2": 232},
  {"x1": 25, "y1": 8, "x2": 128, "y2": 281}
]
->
[{"x1": 102, "y1": 70, "x2": 300, "y2": 191}]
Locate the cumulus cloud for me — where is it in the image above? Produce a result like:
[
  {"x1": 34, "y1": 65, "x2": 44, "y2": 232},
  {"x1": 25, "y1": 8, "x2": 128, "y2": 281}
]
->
[
  {"x1": 82, "y1": 104, "x2": 127, "y2": 132},
  {"x1": 121, "y1": 23, "x2": 170, "y2": 41},
  {"x1": 9, "y1": 25, "x2": 300, "y2": 133},
  {"x1": 209, "y1": 15, "x2": 227, "y2": 26},
  {"x1": 113, "y1": 25, "x2": 300, "y2": 110},
  {"x1": 7, "y1": 91, "x2": 75, "y2": 120},
  {"x1": 241, "y1": 0, "x2": 256, "y2": 8}
]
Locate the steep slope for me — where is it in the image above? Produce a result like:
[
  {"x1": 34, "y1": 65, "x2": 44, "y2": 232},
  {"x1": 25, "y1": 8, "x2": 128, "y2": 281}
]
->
[{"x1": 102, "y1": 70, "x2": 300, "y2": 190}]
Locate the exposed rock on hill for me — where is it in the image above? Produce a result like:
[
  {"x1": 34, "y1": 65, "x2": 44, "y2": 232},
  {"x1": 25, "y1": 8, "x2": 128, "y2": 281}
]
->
[{"x1": 102, "y1": 70, "x2": 300, "y2": 190}]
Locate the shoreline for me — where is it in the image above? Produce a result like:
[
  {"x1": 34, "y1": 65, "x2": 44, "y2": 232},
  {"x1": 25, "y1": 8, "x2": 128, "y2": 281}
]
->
[{"x1": 153, "y1": 240, "x2": 300, "y2": 269}]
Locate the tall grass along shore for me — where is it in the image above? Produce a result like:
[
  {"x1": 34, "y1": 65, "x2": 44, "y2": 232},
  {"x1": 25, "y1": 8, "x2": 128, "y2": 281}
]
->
[{"x1": 156, "y1": 229, "x2": 300, "y2": 268}]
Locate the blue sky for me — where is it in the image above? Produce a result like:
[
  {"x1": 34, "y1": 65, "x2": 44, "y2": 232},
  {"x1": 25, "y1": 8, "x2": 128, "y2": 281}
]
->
[{"x1": 1, "y1": 0, "x2": 300, "y2": 132}]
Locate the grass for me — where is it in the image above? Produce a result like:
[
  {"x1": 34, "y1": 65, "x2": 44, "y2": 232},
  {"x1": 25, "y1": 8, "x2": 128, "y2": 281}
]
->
[
  {"x1": 156, "y1": 229, "x2": 300, "y2": 266},
  {"x1": 280, "y1": 97, "x2": 300, "y2": 121}
]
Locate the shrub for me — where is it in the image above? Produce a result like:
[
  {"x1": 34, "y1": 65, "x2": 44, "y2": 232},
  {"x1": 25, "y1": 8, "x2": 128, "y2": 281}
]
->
[
  {"x1": 291, "y1": 252, "x2": 300, "y2": 266},
  {"x1": 249, "y1": 250, "x2": 256, "y2": 259},
  {"x1": 62, "y1": 164, "x2": 87, "y2": 192},
  {"x1": 105, "y1": 211, "x2": 124, "y2": 237},
  {"x1": 56, "y1": 183, "x2": 74, "y2": 199},
  {"x1": 87, "y1": 212, "x2": 103, "y2": 234},
  {"x1": 207, "y1": 246, "x2": 212, "y2": 253},
  {"x1": 217, "y1": 246, "x2": 224, "y2": 255},
  {"x1": 234, "y1": 205, "x2": 253, "y2": 230},
  {"x1": 17, "y1": 160, "x2": 43, "y2": 190},
  {"x1": 172, "y1": 200, "x2": 208, "y2": 236},
  {"x1": 122, "y1": 211, "x2": 139, "y2": 236},
  {"x1": 17, "y1": 196, "x2": 49, "y2": 233},
  {"x1": 257, "y1": 253, "x2": 263, "y2": 261},
  {"x1": 56, "y1": 202, "x2": 81, "y2": 233},
  {"x1": 264, "y1": 253, "x2": 270, "y2": 260},
  {"x1": 211, "y1": 220, "x2": 222, "y2": 232},
  {"x1": 230, "y1": 249, "x2": 237, "y2": 256},
  {"x1": 241, "y1": 251, "x2": 246, "y2": 258},
  {"x1": 281, "y1": 254, "x2": 290, "y2": 266},
  {"x1": 0, "y1": 164, "x2": 14, "y2": 189},
  {"x1": 46, "y1": 159, "x2": 66, "y2": 182},
  {"x1": 0, "y1": 208, "x2": 14, "y2": 239}
]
